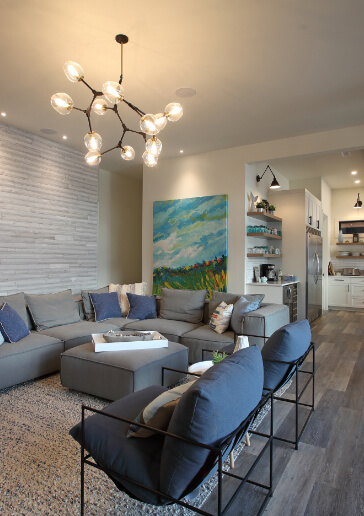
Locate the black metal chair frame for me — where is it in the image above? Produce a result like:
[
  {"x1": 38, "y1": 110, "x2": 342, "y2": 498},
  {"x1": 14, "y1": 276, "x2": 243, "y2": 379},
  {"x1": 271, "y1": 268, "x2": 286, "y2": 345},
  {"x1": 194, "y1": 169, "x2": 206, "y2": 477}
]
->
[
  {"x1": 80, "y1": 386, "x2": 274, "y2": 516},
  {"x1": 262, "y1": 341, "x2": 315, "y2": 450}
]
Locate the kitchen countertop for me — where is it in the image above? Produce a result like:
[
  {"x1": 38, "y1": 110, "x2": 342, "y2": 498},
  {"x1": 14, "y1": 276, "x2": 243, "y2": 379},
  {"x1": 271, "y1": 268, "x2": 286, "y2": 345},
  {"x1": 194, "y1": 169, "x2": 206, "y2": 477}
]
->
[{"x1": 245, "y1": 281, "x2": 299, "y2": 287}]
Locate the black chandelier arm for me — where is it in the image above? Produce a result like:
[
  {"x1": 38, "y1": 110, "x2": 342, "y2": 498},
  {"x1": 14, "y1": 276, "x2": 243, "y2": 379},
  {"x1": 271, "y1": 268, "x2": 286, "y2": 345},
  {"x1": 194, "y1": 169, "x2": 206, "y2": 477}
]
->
[
  {"x1": 100, "y1": 145, "x2": 120, "y2": 156},
  {"x1": 79, "y1": 78, "x2": 103, "y2": 97},
  {"x1": 123, "y1": 98, "x2": 146, "y2": 117}
]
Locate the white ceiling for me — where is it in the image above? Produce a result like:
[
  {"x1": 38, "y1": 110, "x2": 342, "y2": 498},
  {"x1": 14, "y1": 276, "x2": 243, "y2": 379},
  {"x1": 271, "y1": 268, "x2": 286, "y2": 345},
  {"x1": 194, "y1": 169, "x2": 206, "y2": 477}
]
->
[
  {"x1": 270, "y1": 150, "x2": 364, "y2": 190},
  {"x1": 2, "y1": 0, "x2": 364, "y2": 184}
]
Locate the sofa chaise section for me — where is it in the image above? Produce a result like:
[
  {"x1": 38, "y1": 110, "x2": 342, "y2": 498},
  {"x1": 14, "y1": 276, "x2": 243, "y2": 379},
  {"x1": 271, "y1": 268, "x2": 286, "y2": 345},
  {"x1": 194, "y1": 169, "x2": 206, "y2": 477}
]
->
[{"x1": 0, "y1": 332, "x2": 64, "y2": 390}]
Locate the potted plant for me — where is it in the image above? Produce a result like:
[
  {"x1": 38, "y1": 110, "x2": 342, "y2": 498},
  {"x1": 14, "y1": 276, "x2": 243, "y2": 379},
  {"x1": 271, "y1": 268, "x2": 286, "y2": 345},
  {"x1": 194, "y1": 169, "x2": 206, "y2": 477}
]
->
[
  {"x1": 255, "y1": 201, "x2": 266, "y2": 212},
  {"x1": 268, "y1": 204, "x2": 276, "y2": 215},
  {"x1": 212, "y1": 351, "x2": 227, "y2": 364}
]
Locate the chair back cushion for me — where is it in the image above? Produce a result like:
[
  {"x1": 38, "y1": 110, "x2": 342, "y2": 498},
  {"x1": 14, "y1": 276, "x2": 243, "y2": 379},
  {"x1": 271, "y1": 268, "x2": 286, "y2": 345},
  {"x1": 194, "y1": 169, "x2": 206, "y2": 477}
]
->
[
  {"x1": 160, "y1": 346, "x2": 263, "y2": 500},
  {"x1": 159, "y1": 287, "x2": 206, "y2": 323},
  {"x1": 261, "y1": 319, "x2": 311, "y2": 390}
]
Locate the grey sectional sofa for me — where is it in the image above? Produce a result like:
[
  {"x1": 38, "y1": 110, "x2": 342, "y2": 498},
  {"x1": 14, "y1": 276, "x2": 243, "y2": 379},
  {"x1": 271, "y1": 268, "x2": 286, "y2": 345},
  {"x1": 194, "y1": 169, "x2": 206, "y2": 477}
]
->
[{"x1": 0, "y1": 288, "x2": 289, "y2": 390}]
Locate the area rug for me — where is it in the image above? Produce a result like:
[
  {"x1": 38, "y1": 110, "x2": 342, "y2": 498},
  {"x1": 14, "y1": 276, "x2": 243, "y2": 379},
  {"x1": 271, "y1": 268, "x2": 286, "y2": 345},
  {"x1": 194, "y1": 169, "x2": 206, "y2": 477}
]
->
[{"x1": 0, "y1": 374, "x2": 289, "y2": 515}]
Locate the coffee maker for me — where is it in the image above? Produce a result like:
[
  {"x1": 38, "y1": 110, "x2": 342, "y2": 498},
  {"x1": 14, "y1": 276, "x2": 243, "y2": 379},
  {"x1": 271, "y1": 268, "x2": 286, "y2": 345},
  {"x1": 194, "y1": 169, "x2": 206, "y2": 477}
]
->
[{"x1": 260, "y1": 263, "x2": 276, "y2": 282}]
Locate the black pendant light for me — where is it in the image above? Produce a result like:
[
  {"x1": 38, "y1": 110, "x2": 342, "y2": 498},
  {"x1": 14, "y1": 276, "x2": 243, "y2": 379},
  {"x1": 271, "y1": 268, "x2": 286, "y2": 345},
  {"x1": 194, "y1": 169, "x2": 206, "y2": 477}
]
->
[{"x1": 354, "y1": 193, "x2": 362, "y2": 208}]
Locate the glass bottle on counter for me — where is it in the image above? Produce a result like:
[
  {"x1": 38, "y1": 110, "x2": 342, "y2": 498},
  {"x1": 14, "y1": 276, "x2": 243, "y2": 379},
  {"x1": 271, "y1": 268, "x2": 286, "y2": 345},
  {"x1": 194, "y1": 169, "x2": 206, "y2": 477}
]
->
[{"x1": 278, "y1": 268, "x2": 283, "y2": 282}]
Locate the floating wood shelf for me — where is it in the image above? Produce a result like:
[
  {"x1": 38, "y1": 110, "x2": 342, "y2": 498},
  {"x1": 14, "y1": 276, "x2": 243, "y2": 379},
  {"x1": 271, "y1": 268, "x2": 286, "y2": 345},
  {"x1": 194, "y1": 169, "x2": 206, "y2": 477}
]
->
[
  {"x1": 247, "y1": 233, "x2": 282, "y2": 240},
  {"x1": 247, "y1": 211, "x2": 282, "y2": 222},
  {"x1": 247, "y1": 253, "x2": 282, "y2": 258},
  {"x1": 336, "y1": 242, "x2": 364, "y2": 245},
  {"x1": 335, "y1": 255, "x2": 364, "y2": 259}
]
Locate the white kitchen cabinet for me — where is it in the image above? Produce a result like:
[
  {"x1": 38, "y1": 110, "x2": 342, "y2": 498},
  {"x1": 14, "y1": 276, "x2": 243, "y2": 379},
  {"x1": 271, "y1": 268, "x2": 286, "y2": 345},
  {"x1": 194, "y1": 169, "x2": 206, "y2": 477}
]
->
[
  {"x1": 328, "y1": 276, "x2": 364, "y2": 308},
  {"x1": 305, "y1": 191, "x2": 322, "y2": 232},
  {"x1": 350, "y1": 278, "x2": 364, "y2": 308},
  {"x1": 328, "y1": 277, "x2": 350, "y2": 306}
]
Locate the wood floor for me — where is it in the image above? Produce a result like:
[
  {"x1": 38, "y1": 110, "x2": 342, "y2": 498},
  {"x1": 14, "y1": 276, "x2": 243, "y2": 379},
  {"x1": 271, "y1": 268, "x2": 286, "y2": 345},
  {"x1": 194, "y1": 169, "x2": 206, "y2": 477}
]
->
[{"x1": 202, "y1": 310, "x2": 364, "y2": 516}]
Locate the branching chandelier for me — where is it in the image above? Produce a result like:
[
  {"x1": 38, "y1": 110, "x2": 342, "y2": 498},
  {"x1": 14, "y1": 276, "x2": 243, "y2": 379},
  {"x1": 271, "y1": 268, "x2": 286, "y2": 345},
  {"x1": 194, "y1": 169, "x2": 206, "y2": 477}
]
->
[{"x1": 51, "y1": 34, "x2": 183, "y2": 168}]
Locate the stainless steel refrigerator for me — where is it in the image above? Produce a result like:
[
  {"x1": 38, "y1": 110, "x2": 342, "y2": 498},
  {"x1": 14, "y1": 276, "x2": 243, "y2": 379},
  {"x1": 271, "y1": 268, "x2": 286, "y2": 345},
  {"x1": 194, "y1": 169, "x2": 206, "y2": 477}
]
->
[{"x1": 306, "y1": 228, "x2": 323, "y2": 323}]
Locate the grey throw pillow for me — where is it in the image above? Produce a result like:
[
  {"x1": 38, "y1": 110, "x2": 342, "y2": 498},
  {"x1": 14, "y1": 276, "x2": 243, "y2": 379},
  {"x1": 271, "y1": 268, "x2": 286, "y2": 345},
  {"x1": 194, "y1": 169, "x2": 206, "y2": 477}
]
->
[
  {"x1": 25, "y1": 290, "x2": 81, "y2": 331},
  {"x1": 230, "y1": 295, "x2": 265, "y2": 334},
  {"x1": 159, "y1": 287, "x2": 207, "y2": 323},
  {"x1": 0, "y1": 292, "x2": 30, "y2": 329},
  {"x1": 81, "y1": 286, "x2": 109, "y2": 320}
]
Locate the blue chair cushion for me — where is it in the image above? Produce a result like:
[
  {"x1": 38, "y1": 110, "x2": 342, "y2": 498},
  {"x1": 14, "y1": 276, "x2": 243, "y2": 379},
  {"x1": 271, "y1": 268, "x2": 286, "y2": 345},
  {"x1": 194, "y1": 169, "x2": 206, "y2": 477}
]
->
[
  {"x1": 89, "y1": 292, "x2": 123, "y2": 322},
  {"x1": 0, "y1": 302, "x2": 30, "y2": 342},
  {"x1": 261, "y1": 319, "x2": 311, "y2": 391},
  {"x1": 126, "y1": 293, "x2": 157, "y2": 320},
  {"x1": 69, "y1": 385, "x2": 167, "y2": 505},
  {"x1": 160, "y1": 345, "x2": 264, "y2": 500}
]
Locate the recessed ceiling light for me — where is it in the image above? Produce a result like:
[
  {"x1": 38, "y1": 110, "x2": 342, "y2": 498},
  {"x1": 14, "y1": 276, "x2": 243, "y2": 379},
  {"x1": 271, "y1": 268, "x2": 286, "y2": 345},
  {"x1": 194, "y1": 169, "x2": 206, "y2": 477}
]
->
[
  {"x1": 355, "y1": 179, "x2": 360, "y2": 183},
  {"x1": 62, "y1": 135, "x2": 67, "y2": 140},
  {"x1": 351, "y1": 170, "x2": 357, "y2": 175},
  {"x1": 40, "y1": 128, "x2": 57, "y2": 135},
  {"x1": 175, "y1": 87, "x2": 196, "y2": 98},
  {"x1": 1, "y1": 112, "x2": 6, "y2": 117},
  {"x1": 179, "y1": 150, "x2": 184, "y2": 153}
]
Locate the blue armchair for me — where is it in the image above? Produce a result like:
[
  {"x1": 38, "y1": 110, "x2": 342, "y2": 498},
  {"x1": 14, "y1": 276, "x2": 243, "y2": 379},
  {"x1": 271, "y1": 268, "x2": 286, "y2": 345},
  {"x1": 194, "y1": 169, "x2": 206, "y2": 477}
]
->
[{"x1": 70, "y1": 346, "x2": 274, "y2": 515}]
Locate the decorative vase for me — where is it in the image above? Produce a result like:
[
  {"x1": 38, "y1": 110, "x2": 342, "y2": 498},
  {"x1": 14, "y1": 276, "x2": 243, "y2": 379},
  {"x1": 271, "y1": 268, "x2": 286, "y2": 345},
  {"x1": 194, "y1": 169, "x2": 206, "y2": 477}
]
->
[
  {"x1": 269, "y1": 210, "x2": 275, "y2": 215},
  {"x1": 257, "y1": 207, "x2": 264, "y2": 212},
  {"x1": 338, "y1": 230, "x2": 343, "y2": 243}
]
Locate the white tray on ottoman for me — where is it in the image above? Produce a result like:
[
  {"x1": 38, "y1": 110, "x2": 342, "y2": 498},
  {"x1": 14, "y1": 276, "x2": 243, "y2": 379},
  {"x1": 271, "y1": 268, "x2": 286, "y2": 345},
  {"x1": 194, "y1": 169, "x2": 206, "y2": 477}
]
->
[{"x1": 92, "y1": 331, "x2": 168, "y2": 352}]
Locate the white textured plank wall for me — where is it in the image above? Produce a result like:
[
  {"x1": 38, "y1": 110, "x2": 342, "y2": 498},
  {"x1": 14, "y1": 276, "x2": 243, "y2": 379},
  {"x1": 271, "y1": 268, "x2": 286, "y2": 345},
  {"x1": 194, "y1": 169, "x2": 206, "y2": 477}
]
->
[{"x1": 0, "y1": 123, "x2": 98, "y2": 295}]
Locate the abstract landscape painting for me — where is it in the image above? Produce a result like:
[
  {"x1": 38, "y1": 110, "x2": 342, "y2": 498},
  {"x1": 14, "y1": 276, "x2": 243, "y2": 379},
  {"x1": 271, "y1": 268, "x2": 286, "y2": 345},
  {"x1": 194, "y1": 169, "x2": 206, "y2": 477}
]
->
[{"x1": 153, "y1": 195, "x2": 227, "y2": 296}]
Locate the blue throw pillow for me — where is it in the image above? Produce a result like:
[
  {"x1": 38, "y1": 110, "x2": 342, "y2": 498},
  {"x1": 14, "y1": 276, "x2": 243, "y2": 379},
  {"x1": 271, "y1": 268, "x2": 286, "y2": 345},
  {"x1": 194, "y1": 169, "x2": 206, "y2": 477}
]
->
[
  {"x1": 0, "y1": 303, "x2": 30, "y2": 343},
  {"x1": 89, "y1": 292, "x2": 123, "y2": 322},
  {"x1": 230, "y1": 295, "x2": 263, "y2": 334},
  {"x1": 261, "y1": 319, "x2": 311, "y2": 391},
  {"x1": 126, "y1": 293, "x2": 157, "y2": 320}
]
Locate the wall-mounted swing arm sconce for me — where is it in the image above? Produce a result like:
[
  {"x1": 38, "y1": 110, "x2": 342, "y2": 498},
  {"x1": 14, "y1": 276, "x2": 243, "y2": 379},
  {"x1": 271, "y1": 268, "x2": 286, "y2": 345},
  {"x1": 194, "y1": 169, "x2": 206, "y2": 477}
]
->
[
  {"x1": 256, "y1": 165, "x2": 281, "y2": 189},
  {"x1": 354, "y1": 193, "x2": 362, "y2": 208}
]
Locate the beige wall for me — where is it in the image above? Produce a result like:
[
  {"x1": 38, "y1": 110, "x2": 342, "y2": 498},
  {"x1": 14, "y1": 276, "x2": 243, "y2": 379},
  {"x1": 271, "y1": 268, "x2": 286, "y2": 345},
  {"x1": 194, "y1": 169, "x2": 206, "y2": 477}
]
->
[
  {"x1": 98, "y1": 169, "x2": 143, "y2": 287},
  {"x1": 143, "y1": 124, "x2": 364, "y2": 295}
]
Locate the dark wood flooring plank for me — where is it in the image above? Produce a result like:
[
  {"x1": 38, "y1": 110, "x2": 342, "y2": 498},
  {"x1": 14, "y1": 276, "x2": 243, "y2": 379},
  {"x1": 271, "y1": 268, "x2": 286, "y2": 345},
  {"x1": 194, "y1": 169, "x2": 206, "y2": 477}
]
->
[
  {"x1": 264, "y1": 443, "x2": 325, "y2": 516},
  {"x1": 342, "y1": 347, "x2": 364, "y2": 411},
  {"x1": 318, "y1": 406, "x2": 362, "y2": 491},
  {"x1": 303, "y1": 481, "x2": 363, "y2": 516},
  {"x1": 300, "y1": 389, "x2": 344, "y2": 448}
]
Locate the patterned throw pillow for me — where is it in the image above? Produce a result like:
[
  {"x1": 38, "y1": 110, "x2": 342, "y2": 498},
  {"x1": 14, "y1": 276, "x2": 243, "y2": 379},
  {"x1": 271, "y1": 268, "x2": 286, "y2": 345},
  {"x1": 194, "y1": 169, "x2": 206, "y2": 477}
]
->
[
  {"x1": 209, "y1": 301, "x2": 234, "y2": 334},
  {"x1": 89, "y1": 292, "x2": 123, "y2": 322},
  {"x1": 0, "y1": 303, "x2": 30, "y2": 343},
  {"x1": 127, "y1": 381, "x2": 195, "y2": 438},
  {"x1": 109, "y1": 282, "x2": 147, "y2": 316}
]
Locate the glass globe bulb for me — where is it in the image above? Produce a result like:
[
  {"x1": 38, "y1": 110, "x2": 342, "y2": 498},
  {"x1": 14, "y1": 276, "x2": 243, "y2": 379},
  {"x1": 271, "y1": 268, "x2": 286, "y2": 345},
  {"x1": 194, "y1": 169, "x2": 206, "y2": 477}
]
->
[
  {"x1": 146, "y1": 137, "x2": 162, "y2": 157},
  {"x1": 50, "y1": 93, "x2": 74, "y2": 115},
  {"x1": 63, "y1": 61, "x2": 84, "y2": 82},
  {"x1": 92, "y1": 98, "x2": 108, "y2": 116},
  {"x1": 102, "y1": 81, "x2": 124, "y2": 104},
  {"x1": 140, "y1": 114, "x2": 159, "y2": 135},
  {"x1": 84, "y1": 132, "x2": 102, "y2": 151},
  {"x1": 121, "y1": 146, "x2": 135, "y2": 161},
  {"x1": 85, "y1": 151, "x2": 101, "y2": 166},
  {"x1": 142, "y1": 150, "x2": 158, "y2": 167},
  {"x1": 164, "y1": 102, "x2": 183, "y2": 122},
  {"x1": 154, "y1": 113, "x2": 167, "y2": 131}
]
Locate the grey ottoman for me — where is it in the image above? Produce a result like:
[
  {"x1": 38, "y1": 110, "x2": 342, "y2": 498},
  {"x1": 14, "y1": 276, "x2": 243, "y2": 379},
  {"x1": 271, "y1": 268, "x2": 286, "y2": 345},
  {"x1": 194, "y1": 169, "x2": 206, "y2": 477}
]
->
[{"x1": 60, "y1": 341, "x2": 188, "y2": 401}]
